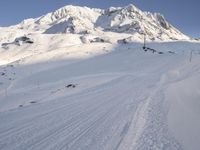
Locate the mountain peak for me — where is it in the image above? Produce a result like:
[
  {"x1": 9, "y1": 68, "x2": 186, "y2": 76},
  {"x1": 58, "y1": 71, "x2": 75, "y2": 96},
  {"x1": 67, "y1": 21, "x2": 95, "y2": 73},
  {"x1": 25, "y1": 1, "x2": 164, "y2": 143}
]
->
[
  {"x1": 36, "y1": 5, "x2": 101, "y2": 25},
  {"x1": 125, "y1": 4, "x2": 140, "y2": 12}
]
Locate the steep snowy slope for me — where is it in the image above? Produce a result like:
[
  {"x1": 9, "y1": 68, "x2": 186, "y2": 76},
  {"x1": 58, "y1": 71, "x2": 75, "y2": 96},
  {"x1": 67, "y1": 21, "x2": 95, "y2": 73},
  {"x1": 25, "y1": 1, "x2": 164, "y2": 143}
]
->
[{"x1": 95, "y1": 5, "x2": 189, "y2": 40}]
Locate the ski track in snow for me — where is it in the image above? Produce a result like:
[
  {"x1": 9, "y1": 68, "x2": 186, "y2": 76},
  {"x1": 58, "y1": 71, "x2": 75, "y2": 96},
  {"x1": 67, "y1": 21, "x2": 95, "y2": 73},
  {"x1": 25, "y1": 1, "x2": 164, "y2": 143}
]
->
[
  {"x1": 0, "y1": 76, "x2": 182, "y2": 150},
  {"x1": 0, "y1": 42, "x2": 200, "y2": 150}
]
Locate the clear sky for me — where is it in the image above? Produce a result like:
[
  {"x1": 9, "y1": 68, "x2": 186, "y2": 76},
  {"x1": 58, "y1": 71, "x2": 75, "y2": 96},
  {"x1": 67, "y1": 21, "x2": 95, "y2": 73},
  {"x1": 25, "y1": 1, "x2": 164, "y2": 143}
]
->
[{"x1": 0, "y1": 0, "x2": 199, "y2": 38}]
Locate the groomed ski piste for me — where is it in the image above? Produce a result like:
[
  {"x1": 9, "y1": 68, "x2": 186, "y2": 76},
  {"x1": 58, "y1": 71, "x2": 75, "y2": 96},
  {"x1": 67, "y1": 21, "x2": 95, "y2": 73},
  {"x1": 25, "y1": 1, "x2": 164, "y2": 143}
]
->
[{"x1": 0, "y1": 4, "x2": 200, "y2": 150}]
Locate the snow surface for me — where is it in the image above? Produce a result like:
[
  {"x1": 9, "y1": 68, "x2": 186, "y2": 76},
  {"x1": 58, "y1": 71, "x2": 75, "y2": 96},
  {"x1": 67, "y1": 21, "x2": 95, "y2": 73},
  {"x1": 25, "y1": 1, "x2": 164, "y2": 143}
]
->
[{"x1": 0, "y1": 4, "x2": 200, "y2": 150}]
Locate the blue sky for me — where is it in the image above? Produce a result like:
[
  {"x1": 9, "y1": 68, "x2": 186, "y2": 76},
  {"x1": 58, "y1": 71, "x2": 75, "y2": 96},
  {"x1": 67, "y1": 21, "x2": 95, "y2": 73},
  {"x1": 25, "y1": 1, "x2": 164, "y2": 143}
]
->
[{"x1": 0, "y1": 0, "x2": 199, "y2": 38}]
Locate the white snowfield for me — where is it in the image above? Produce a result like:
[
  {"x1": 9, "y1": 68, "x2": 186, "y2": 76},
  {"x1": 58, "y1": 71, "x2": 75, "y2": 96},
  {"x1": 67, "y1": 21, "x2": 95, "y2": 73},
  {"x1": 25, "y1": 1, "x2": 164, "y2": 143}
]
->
[
  {"x1": 0, "y1": 40, "x2": 200, "y2": 150},
  {"x1": 0, "y1": 4, "x2": 200, "y2": 150}
]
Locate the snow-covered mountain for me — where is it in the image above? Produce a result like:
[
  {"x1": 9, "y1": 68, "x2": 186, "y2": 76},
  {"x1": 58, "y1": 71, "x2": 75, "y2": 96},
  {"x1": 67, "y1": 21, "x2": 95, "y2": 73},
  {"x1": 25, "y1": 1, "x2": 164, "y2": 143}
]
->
[
  {"x1": 0, "y1": 4, "x2": 190, "y2": 43},
  {"x1": 0, "y1": 4, "x2": 200, "y2": 150}
]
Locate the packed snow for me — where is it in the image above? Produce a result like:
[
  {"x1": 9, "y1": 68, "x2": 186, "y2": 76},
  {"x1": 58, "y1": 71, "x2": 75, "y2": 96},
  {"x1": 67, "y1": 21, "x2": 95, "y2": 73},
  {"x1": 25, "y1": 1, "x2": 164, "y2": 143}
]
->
[{"x1": 0, "y1": 4, "x2": 200, "y2": 150}]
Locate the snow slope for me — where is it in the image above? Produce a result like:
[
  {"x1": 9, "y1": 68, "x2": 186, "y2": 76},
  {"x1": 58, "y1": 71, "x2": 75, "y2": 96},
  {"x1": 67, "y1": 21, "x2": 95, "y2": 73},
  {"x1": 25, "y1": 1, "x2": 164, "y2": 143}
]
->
[
  {"x1": 0, "y1": 3, "x2": 200, "y2": 150},
  {"x1": 0, "y1": 40, "x2": 200, "y2": 150}
]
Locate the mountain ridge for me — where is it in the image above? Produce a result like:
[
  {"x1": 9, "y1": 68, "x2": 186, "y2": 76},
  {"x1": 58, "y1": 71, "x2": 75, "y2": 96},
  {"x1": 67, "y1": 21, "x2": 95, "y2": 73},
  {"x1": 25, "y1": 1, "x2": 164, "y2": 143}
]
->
[{"x1": 0, "y1": 4, "x2": 190, "y2": 42}]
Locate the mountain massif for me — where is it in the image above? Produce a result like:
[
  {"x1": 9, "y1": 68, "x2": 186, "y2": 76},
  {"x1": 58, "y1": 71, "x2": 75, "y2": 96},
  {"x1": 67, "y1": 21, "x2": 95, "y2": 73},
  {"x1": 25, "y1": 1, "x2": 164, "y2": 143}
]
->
[{"x1": 0, "y1": 4, "x2": 190, "y2": 44}]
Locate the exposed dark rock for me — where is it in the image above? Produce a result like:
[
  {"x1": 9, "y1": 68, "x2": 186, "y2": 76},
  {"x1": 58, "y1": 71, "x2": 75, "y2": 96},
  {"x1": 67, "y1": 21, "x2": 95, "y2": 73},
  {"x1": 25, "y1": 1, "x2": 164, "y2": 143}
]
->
[
  {"x1": 15, "y1": 36, "x2": 34, "y2": 45},
  {"x1": 1, "y1": 72, "x2": 5, "y2": 76},
  {"x1": 168, "y1": 51, "x2": 175, "y2": 54},
  {"x1": 66, "y1": 84, "x2": 76, "y2": 88},
  {"x1": 158, "y1": 52, "x2": 164, "y2": 54}
]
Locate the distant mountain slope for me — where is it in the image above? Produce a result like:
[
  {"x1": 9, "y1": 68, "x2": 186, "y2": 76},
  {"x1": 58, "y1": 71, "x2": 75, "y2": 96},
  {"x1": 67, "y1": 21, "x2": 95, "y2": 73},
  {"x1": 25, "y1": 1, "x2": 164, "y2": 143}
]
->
[{"x1": 1, "y1": 4, "x2": 190, "y2": 41}]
